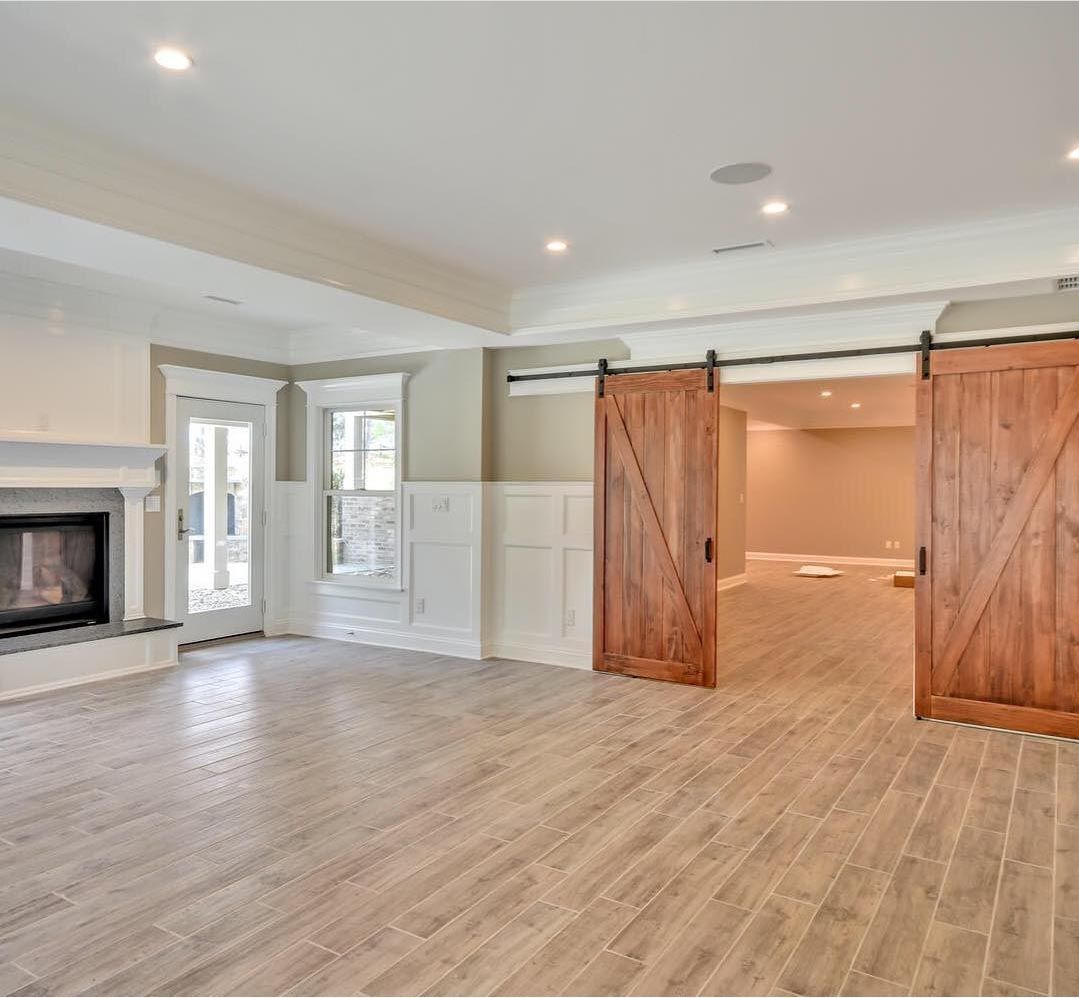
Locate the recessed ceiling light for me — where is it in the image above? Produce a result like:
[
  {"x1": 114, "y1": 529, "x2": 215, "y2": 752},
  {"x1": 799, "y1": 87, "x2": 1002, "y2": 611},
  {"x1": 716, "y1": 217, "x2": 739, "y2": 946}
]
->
[
  {"x1": 710, "y1": 162, "x2": 772, "y2": 185},
  {"x1": 820, "y1": 390, "x2": 833, "y2": 398},
  {"x1": 850, "y1": 402, "x2": 862, "y2": 409},
  {"x1": 545, "y1": 239, "x2": 569, "y2": 253},
  {"x1": 1068, "y1": 145, "x2": 1079, "y2": 161},
  {"x1": 761, "y1": 201, "x2": 789, "y2": 216},
  {"x1": 154, "y1": 47, "x2": 193, "y2": 71}
]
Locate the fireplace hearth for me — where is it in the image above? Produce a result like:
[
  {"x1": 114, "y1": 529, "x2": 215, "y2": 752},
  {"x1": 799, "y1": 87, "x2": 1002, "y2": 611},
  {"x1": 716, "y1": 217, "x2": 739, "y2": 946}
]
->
[{"x1": 0, "y1": 512, "x2": 109, "y2": 639}]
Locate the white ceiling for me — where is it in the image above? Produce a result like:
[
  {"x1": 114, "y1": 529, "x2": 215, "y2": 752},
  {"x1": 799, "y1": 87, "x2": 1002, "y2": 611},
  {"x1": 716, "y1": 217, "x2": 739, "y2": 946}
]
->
[
  {"x1": 1, "y1": 2, "x2": 1077, "y2": 291},
  {"x1": 722, "y1": 374, "x2": 916, "y2": 430}
]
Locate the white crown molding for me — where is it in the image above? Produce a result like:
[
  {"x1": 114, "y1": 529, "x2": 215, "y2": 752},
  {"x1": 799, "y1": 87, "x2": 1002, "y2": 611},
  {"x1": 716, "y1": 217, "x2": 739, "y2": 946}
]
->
[
  {"x1": 0, "y1": 108, "x2": 510, "y2": 332},
  {"x1": 622, "y1": 300, "x2": 951, "y2": 360},
  {"x1": 510, "y1": 206, "x2": 1079, "y2": 338},
  {"x1": 158, "y1": 365, "x2": 288, "y2": 405},
  {"x1": 294, "y1": 372, "x2": 409, "y2": 407},
  {"x1": 286, "y1": 325, "x2": 432, "y2": 366}
]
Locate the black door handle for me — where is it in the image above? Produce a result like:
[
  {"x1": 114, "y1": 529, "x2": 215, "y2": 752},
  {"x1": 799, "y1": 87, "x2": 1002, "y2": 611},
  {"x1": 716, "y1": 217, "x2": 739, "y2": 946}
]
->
[
  {"x1": 704, "y1": 537, "x2": 713, "y2": 563},
  {"x1": 919, "y1": 546, "x2": 927, "y2": 576}
]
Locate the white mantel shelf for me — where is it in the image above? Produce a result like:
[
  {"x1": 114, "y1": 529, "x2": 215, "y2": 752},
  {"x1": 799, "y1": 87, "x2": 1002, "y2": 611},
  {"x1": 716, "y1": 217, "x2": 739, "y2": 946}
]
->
[{"x1": 0, "y1": 436, "x2": 165, "y2": 489}]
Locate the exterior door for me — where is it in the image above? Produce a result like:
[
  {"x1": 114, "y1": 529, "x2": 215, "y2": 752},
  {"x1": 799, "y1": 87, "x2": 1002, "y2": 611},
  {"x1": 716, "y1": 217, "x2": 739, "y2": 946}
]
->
[
  {"x1": 175, "y1": 397, "x2": 266, "y2": 644},
  {"x1": 594, "y1": 369, "x2": 719, "y2": 686},
  {"x1": 916, "y1": 339, "x2": 1079, "y2": 738}
]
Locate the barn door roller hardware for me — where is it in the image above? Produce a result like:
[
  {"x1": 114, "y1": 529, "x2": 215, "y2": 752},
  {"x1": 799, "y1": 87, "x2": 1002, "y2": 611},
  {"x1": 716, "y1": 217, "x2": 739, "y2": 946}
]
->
[{"x1": 505, "y1": 328, "x2": 1079, "y2": 386}]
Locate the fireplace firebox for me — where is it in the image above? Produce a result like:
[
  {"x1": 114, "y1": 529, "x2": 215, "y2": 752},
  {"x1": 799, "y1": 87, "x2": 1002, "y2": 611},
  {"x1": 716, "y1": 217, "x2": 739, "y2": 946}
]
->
[{"x1": 0, "y1": 512, "x2": 109, "y2": 639}]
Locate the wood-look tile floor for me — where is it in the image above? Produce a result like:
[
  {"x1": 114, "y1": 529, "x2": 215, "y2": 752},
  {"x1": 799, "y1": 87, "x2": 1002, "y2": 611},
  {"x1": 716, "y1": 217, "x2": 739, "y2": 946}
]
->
[{"x1": 1, "y1": 560, "x2": 1076, "y2": 996}]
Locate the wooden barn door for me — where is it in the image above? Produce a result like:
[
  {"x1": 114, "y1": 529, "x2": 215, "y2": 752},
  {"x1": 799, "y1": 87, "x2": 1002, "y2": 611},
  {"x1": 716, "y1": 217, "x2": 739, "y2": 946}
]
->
[
  {"x1": 594, "y1": 369, "x2": 719, "y2": 686},
  {"x1": 916, "y1": 339, "x2": 1079, "y2": 738}
]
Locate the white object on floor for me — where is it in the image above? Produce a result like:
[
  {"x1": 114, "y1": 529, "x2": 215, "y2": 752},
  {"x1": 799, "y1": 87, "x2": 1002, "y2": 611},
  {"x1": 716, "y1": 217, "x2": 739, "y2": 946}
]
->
[{"x1": 793, "y1": 564, "x2": 844, "y2": 578}]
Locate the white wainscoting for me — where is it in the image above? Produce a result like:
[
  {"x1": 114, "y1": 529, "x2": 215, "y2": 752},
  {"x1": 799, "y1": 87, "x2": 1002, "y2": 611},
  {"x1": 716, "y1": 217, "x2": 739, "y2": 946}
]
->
[
  {"x1": 484, "y1": 482, "x2": 594, "y2": 670},
  {"x1": 287, "y1": 482, "x2": 484, "y2": 657}
]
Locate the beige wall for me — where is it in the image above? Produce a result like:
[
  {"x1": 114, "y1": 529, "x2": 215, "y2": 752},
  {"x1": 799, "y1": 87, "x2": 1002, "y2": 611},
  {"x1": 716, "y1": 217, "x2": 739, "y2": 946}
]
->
[
  {"x1": 146, "y1": 345, "x2": 293, "y2": 618},
  {"x1": 938, "y1": 292, "x2": 1079, "y2": 333},
  {"x1": 718, "y1": 406, "x2": 747, "y2": 580},
  {"x1": 484, "y1": 340, "x2": 630, "y2": 481},
  {"x1": 290, "y1": 348, "x2": 485, "y2": 482},
  {"x1": 746, "y1": 427, "x2": 915, "y2": 561}
]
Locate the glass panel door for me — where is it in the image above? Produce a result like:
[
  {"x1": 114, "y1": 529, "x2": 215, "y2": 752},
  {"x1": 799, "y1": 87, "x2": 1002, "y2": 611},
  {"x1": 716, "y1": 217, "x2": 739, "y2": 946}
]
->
[{"x1": 175, "y1": 398, "x2": 265, "y2": 643}]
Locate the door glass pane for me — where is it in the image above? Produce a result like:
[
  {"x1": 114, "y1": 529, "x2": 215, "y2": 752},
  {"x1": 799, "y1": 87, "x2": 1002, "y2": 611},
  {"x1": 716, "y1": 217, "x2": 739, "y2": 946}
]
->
[{"x1": 188, "y1": 421, "x2": 252, "y2": 614}]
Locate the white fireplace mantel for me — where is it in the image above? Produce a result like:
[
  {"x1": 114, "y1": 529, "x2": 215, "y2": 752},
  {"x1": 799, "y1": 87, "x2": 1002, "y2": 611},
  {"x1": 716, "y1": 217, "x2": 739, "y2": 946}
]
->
[
  {"x1": 0, "y1": 435, "x2": 165, "y2": 489},
  {"x1": 0, "y1": 434, "x2": 165, "y2": 621}
]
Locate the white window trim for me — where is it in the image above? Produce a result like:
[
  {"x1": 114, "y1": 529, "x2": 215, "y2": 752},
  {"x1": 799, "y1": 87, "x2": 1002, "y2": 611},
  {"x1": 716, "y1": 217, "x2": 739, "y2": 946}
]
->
[{"x1": 296, "y1": 373, "x2": 409, "y2": 592}]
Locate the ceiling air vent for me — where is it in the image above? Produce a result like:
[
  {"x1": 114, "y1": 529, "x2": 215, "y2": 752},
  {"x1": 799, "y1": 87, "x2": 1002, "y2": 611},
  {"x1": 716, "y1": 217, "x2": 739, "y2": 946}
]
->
[
  {"x1": 1056, "y1": 275, "x2": 1079, "y2": 292},
  {"x1": 712, "y1": 240, "x2": 772, "y2": 256},
  {"x1": 204, "y1": 294, "x2": 243, "y2": 305}
]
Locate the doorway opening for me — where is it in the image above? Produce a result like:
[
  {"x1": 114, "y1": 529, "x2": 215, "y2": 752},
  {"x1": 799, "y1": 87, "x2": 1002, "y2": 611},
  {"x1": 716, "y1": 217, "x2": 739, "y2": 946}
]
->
[{"x1": 716, "y1": 373, "x2": 916, "y2": 692}]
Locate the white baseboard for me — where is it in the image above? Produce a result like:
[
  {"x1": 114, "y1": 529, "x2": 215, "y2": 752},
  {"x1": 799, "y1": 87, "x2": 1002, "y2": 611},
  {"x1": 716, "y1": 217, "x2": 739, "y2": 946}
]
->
[
  {"x1": 747, "y1": 551, "x2": 915, "y2": 569},
  {"x1": 716, "y1": 573, "x2": 747, "y2": 592},
  {"x1": 483, "y1": 641, "x2": 592, "y2": 671},
  {"x1": 263, "y1": 618, "x2": 292, "y2": 637},
  {"x1": 293, "y1": 616, "x2": 483, "y2": 660},
  {"x1": 0, "y1": 653, "x2": 178, "y2": 703}
]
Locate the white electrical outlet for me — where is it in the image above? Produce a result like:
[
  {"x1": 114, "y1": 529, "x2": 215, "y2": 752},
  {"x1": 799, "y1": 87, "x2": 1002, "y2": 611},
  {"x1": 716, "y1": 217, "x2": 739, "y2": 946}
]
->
[
  {"x1": 566, "y1": 608, "x2": 576, "y2": 628},
  {"x1": 415, "y1": 597, "x2": 426, "y2": 614}
]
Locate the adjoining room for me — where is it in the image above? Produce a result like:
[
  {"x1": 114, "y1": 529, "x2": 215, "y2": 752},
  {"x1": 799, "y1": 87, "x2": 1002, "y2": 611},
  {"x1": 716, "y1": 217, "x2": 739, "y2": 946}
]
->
[{"x1": 716, "y1": 374, "x2": 917, "y2": 688}]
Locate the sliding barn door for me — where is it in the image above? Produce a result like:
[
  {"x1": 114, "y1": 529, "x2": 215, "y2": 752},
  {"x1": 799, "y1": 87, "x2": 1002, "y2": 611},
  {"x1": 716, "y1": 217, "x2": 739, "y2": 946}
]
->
[
  {"x1": 916, "y1": 339, "x2": 1079, "y2": 738},
  {"x1": 594, "y1": 370, "x2": 719, "y2": 686}
]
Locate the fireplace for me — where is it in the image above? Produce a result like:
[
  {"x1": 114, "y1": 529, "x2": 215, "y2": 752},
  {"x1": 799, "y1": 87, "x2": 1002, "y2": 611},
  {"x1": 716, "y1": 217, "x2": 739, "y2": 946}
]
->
[{"x1": 0, "y1": 512, "x2": 110, "y2": 639}]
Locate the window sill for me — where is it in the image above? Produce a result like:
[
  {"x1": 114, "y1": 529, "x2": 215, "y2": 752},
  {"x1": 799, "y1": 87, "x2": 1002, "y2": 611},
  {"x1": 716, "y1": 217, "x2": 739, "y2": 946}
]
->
[{"x1": 307, "y1": 577, "x2": 405, "y2": 598}]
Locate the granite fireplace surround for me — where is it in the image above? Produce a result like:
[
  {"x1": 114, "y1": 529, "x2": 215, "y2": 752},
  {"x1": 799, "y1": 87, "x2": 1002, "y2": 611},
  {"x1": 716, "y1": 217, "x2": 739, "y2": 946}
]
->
[{"x1": 0, "y1": 487, "x2": 180, "y2": 692}]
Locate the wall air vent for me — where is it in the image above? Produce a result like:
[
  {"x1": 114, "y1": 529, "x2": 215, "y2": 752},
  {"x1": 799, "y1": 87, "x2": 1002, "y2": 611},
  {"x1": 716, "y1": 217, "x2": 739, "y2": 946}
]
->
[
  {"x1": 1056, "y1": 275, "x2": 1079, "y2": 292},
  {"x1": 712, "y1": 240, "x2": 772, "y2": 256},
  {"x1": 204, "y1": 294, "x2": 243, "y2": 305}
]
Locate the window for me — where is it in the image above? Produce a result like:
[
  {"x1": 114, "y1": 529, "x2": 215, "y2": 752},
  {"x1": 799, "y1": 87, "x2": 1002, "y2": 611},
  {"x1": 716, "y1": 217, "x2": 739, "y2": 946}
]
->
[{"x1": 323, "y1": 407, "x2": 399, "y2": 581}]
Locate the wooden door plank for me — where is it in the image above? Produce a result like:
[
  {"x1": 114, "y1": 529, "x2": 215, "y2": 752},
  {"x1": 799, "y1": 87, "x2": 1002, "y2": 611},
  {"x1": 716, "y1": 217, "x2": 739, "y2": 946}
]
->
[
  {"x1": 662, "y1": 390, "x2": 686, "y2": 665},
  {"x1": 930, "y1": 374, "x2": 961, "y2": 687},
  {"x1": 700, "y1": 386, "x2": 719, "y2": 688},
  {"x1": 914, "y1": 373, "x2": 934, "y2": 717},
  {"x1": 932, "y1": 339, "x2": 1079, "y2": 376},
  {"x1": 934, "y1": 368, "x2": 1079, "y2": 694},
  {"x1": 624, "y1": 393, "x2": 645, "y2": 658},
  {"x1": 1021, "y1": 368, "x2": 1059, "y2": 709},
  {"x1": 607, "y1": 398, "x2": 703, "y2": 657},
  {"x1": 593, "y1": 386, "x2": 607, "y2": 668},
  {"x1": 956, "y1": 372, "x2": 992, "y2": 698},
  {"x1": 641, "y1": 391, "x2": 666, "y2": 663},
  {"x1": 1058, "y1": 369, "x2": 1079, "y2": 713},
  {"x1": 987, "y1": 369, "x2": 1025, "y2": 706},
  {"x1": 930, "y1": 696, "x2": 1079, "y2": 741}
]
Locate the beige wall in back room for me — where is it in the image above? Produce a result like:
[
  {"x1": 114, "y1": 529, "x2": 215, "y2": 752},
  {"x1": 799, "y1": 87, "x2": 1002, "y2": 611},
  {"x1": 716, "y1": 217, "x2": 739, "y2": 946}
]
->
[
  {"x1": 289, "y1": 348, "x2": 486, "y2": 482},
  {"x1": 718, "y1": 406, "x2": 747, "y2": 581},
  {"x1": 746, "y1": 426, "x2": 915, "y2": 561},
  {"x1": 145, "y1": 345, "x2": 293, "y2": 619}
]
